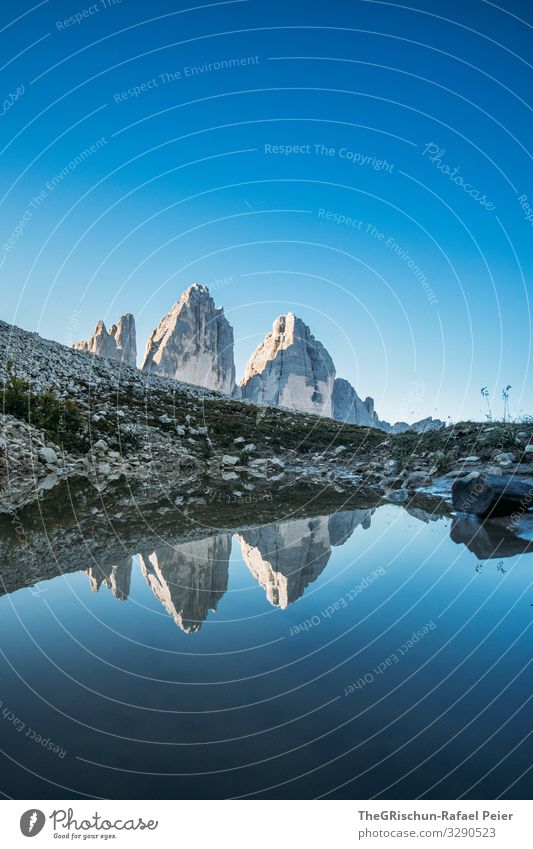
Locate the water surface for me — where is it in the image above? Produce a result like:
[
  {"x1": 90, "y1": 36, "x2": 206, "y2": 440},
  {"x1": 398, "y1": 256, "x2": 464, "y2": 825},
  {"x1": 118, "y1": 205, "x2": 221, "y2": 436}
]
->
[{"x1": 0, "y1": 496, "x2": 531, "y2": 799}]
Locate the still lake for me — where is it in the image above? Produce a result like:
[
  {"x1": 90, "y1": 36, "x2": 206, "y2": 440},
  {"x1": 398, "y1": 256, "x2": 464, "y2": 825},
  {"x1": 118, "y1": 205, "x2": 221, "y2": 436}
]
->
[{"x1": 0, "y1": 499, "x2": 531, "y2": 799}]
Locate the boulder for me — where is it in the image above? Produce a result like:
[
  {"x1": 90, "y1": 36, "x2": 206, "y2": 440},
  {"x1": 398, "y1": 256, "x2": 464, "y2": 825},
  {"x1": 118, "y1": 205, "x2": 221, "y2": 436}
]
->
[
  {"x1": 383, "y1": 459, "x2": 400, "y2": 476},
  {"x1": 452, "y1": 473, "x2": 533, "y2": 518},
  {"x1": 39, "y1": 447, "x2": 58, "y2": 465},
  {"x1": 221, "y1": 455, "x2": 240, "y2": 467},
  {"x1": 404, "y1": 471, "x2": 432, "y2": 489}
]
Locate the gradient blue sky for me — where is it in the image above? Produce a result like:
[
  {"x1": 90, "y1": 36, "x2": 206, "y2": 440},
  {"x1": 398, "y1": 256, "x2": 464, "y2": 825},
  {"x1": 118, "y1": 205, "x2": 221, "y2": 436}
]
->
[{"x1": 1, "y1": 0, "x2": 531, "y2": 422}]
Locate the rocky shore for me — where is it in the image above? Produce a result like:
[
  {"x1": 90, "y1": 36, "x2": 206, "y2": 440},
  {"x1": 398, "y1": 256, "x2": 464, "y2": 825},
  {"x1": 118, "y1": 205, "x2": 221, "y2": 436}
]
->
[{"x1": 1, "y1": 319, "x2": 532, "y2": 516}]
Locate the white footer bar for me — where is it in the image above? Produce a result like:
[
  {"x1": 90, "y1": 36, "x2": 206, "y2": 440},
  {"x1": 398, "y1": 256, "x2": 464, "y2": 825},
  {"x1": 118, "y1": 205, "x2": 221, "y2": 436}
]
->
[{"x1": 2, "y1": 799, "x2": 530, "y2": 847}]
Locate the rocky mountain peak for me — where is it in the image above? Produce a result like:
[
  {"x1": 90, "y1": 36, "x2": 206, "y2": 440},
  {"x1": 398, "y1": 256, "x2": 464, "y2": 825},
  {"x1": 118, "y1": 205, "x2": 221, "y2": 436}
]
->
[
  {"x1": 241, "y1": 312, "x2": 336, "y2": 416},
  {"x1": 332, "y1": 378, "x2": 378, "y2": 427},
  {"x1": 141, "y1": 284, "x2": 236, "y2": 395},
  {"x1": 73, "y1": 313, "x2": 136, "y2": 367}
]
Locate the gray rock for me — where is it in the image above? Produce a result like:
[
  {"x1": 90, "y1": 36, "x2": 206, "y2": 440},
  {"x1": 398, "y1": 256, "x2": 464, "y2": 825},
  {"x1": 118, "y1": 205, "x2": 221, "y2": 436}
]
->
[
  {"x1": 383, "y1": 458, "x2": 400, "y2": 476},
  {"x1": 387, "y1": 488, "x2": 409, "y2": 503},
  {"x1": 39, "y1": 446, "x2": 58, "y2": 465},
  {"x1": 494, "y1": 452, "x2": 515, "y2": 466},
  {"x1": 112, "y1": 313, "x2": 137, "y2": 366},
  {"x1": 248, "y1": 458, "x2": 267, "y2": 468},
  {"x1": 381, "y1": 417, "x2": 445, "y2": 435},
  {"x1": 332, "y1": 445, "x2": 346, "y2": 456},
  {"x1": 409, "y1": 416, "x2": 445, "y2": 433},
  {"x1": 221, "y1": 470, "x2": 239, "y2": 481},
  {"x1": 404, "y1": 471, "x2": 433, "y2": 489},
  {"x1": 39, "y1": 472, "x2": 59, "y2": 491}
]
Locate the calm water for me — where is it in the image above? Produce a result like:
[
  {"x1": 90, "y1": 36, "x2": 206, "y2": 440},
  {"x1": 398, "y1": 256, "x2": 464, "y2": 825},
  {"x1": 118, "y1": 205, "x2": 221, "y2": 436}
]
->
[{"x1": 0, "y1": 500, "x2": 531, "y2": 799}]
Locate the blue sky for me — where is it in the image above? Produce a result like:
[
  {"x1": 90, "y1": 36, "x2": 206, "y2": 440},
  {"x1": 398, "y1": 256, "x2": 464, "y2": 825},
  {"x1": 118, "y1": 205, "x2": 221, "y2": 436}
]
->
[{"x1": 1, "y1": 0, "x2": 531, "y2": 422}]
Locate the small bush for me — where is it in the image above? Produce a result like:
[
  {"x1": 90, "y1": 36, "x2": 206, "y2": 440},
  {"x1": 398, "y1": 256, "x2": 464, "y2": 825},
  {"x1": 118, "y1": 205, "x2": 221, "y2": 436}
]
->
[{"x1": 2, "y1": 361, "x2": 86, "y2": 451}]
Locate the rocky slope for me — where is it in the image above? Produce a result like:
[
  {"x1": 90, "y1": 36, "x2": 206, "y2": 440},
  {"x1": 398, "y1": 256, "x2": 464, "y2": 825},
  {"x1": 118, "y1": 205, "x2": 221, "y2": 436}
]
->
[
  {"x1": 73, "y1": 313, "x2": 136, "y2": 367},
  {"x1": 142, "y1": 284, "x2": 236, "y2": 394},
  {"x1": 241, "y1": 313, "x2": 336, "y2": 415},
  {"x1": 1, "y1": 318, "x2": 532, "y2": 517}
]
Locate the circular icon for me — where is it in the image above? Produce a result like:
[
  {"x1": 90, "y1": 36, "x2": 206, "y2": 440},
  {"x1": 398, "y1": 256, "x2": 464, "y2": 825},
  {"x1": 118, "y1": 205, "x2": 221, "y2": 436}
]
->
[{"x1": 20, "y1": 810, "x2": 46, "y2": 837}]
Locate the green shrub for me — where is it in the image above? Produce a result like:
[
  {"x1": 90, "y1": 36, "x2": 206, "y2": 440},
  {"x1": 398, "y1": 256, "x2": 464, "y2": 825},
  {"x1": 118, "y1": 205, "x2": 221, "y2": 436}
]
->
[{"x1": 2, "y1": 361, "x2": 86, "y2": 451}]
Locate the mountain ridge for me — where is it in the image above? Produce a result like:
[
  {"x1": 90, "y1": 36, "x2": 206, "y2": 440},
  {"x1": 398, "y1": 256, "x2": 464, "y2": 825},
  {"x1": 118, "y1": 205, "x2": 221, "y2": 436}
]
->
[{"x1": 71, "y1": 284, "x2": 444, "y2": 432}]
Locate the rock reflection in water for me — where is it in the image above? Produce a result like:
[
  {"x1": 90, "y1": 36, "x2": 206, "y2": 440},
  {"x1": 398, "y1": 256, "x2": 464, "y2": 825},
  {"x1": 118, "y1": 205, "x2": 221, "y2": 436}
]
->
[
  {"x1": 138, "y1": 534, "x2": 231, "y2": 633},
  {"x1": 86, "y1": 509, "x2": 374, "y2": 629},
  {"x1": 88, "y1": 555, "x2": 132, "y2": 601},
  {"x1": 237, "y1": 509, "x2": 373, "y2": 608},
  {"x1": 450, "y1": 513, "x2": 533, "y2": 560}
]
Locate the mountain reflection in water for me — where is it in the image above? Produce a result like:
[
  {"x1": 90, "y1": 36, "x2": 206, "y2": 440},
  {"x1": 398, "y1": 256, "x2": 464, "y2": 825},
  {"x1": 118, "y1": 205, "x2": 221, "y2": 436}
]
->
[
  {"x1": 85, "y1": 509, "x2": 374, "y2": 632},
  {"x1": 3, "y1": 496, "x2": 529, "y2": 634},
  {"x1": 1, "y1": 491, "x2": 532, "y2": 801}
]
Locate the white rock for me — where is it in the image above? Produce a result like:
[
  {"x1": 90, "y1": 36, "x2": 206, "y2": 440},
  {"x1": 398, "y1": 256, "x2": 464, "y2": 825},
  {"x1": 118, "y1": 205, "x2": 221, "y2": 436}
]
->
[
  {"x1": 332, "y1": 379, "x2": 377, "y2": 427},
  {"x1": 248, "y1": 458, "x2": 267, "y2": 468},
  {"x1": 142, "y1": 284, "x2": 236, "y2": 394},
  {"x1": 221, "y1": 455, "x2": 240, "y2": 466},
  {"x1": 241, "y1": 313, "x2": 335, "y2": 416},
  {"x1": 73, "y1": 313, "x2": 136, "y2": 367}
]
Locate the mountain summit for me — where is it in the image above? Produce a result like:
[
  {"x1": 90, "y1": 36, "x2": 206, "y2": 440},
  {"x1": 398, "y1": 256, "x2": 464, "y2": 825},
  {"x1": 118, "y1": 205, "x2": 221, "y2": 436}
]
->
[
  {"x1": 240, "y1": 312, "x2": 336, "y2": 416},
  {"x1": 141, "y1": 284, "x2": 237, "y2": 394},
  {"x1": 73, "y1": 313, "x2": 136, "y2": 367}
]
